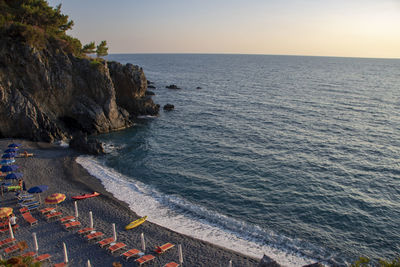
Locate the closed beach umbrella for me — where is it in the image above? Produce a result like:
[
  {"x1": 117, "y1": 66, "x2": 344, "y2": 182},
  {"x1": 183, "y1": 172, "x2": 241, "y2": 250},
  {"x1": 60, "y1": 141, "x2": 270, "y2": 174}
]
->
[
  {"x1": 8, "y1": 143, "x2": 21, "y2": 148},
  {"x1": 5, "y1": 173, "x2": 23, "y2": 180},
  {"x1": 228, "y1": 259, "x2": 232, "y2": 267},
  {"x1": 87, "y1": 260, "x2": 92, "y2": 267},
  {"x1": 0, "y1": 207, "x2": 12, "y2": 219},
  {"x1": 2, "y1": 153, "x2": 16, "y2": 159},
  {"x1": 74, "y1": 201, "x2": 79, "y2": 218},
  {"x1": 45, "y1": 193, "x2": 66, "y2": 205},
  {"x1": 8, "y1": 221, "x2": 14, "y2": 239},
  {"x1": 89, "y1": 211, "x2": 93, "y2": 228},
  {"x1": 4, "y1": 148, "x2": 18, "y2": 153},
  {"x1": 112, "y1": 223, "x2": 117, "y2": 242},
  {"x1": 141, "y1": 232, "x2": 145, "y2": 251},
  {"x1": 1, "y1": 165, "x2": 19, "y2": 173},
  {"x1": 28, "y1": 185, "x2": 48, "y2": 204},
  {"x1": 32, "y1": 232, "x2": 38, "y2": 253},
  {"x1": 178, "y1": 244, "x2": 183, "y2": 265},
  {"x1": 63, "y1": 242, "x2": 68, "y2": 263}
]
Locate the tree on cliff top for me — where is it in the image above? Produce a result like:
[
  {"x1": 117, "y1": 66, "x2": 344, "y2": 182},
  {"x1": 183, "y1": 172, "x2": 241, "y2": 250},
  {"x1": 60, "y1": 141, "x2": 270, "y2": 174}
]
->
[
  {"x1": 0, "y1": 0, "x2": 81, "y2": 55},
  {"x1": 96, "y1": 40, "x2": 108, "y2": 58},
  {"x1": 82, "y1": 41, "x2": 96, "y2": 54}
]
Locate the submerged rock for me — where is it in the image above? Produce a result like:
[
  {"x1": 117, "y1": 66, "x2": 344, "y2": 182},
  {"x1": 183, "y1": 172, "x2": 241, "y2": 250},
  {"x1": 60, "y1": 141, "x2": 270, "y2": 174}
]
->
[
  {"x1": 163, "y1": 104, "x2": 175, "y2": 111},
  {"x1": 145, "y1": 91, "x2": 155, "y2": 96},
  {"x1": 166, "y1": 84, "x2": 181, "y2": 89},
  {"x1": 196, "y1": 86, "x2": 202, "y2": 89}
]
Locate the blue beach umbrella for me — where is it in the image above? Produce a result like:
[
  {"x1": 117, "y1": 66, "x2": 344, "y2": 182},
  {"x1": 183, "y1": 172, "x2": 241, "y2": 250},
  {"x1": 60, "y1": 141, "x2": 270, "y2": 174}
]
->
[
  {"x1": 8, "y1": 144, "x2": 21, "y2": 148},
  {"x1": 1, "y1": 165, "x2": 19, "y2": 173},
  {"x1": 28, "y1": 185, "x2": 48, "y2": 204},
  {"x1": 0, "y1": 159, "x2": 15, "y2": 165},
  {"x1": 4, "y1": 148, "x2": 18, "y2": 153},
  {"x1": 2, "y1": 153, "x2": 16, "y2": 159},
  {"x1": 5, "y1": 173, "x2": 23, "y2": 180}
]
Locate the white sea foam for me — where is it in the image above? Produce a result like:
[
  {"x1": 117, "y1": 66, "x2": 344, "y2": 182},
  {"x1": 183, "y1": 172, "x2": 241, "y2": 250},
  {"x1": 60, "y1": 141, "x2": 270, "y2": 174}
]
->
[{"x1": 76, "y1": 156, "x2": 316, "y2": 267}]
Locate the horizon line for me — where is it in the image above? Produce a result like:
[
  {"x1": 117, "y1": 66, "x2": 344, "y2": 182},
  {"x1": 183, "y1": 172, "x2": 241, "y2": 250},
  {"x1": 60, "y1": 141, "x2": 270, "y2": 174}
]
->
[{"x1": 107, "y1": 52, "x2": 400, "y2": 60}]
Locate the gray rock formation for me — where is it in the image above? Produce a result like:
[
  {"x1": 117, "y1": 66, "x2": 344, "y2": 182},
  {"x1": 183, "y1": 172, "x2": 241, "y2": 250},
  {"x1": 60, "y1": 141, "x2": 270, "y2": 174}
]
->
[
  {"x1": 163, "y1": 104, "x2": 175, "y2": 111},
  {"x1": 0, "y1": 38, "x2": 159, "y2": 142},
  {"x1": 258, "y1": 255, "x2": 281, "y2": 267},
  {"x1": 166, "y1": 84, "x2": 181, "y2": 89}
]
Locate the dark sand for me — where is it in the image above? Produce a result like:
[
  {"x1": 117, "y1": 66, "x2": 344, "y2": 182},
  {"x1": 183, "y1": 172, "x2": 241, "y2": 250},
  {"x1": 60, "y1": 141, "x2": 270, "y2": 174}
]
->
[{"x1": 1, "y1": 139, "x2": 259, "y2": 266}]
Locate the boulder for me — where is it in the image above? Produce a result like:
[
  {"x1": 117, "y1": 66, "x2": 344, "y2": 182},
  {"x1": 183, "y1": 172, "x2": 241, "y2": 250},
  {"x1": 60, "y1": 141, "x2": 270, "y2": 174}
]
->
[
  {"x1": 163, "y1": 104, "x2": 174, "y2": 111},
  {"x1": 69, "y1": 132, "x2": 105, "y2": 155},
  {"x1": 196, "y1": 86, "x2": 202, "y2": 89},
  {"x1": 145, "y1": 91, "x2": 155, "y2": 96},
  {"x1": 148, "y1": 85, "x2": 156, "y2": 89},
  {"x1": 166, "y1": 84, "x2": 181, "y2": 89},
  {"x1": 258, "y1": 255, "x2": 281, "y2": 267}
]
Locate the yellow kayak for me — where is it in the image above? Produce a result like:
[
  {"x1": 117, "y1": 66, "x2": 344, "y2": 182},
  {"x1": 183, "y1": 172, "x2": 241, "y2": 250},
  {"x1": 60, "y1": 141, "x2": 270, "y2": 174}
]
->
[{"x1": 125, "y1": 216, "x2": 147, "y2": 230}]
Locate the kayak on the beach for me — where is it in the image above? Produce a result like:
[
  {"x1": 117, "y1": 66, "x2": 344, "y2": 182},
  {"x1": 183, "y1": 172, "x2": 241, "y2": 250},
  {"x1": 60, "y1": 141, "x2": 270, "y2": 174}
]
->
[
  {"x1": 71, "y1": 192, "x2": 100, "y2": 200},
  {"x1": 125, "y1": 216, "x2": 148, "y2": 230}
]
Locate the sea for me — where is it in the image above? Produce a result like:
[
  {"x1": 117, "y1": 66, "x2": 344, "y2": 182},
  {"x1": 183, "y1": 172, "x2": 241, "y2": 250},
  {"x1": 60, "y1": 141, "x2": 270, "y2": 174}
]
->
[{"x1": 76, "y1": 54, "x2": 400, "y2": 266}]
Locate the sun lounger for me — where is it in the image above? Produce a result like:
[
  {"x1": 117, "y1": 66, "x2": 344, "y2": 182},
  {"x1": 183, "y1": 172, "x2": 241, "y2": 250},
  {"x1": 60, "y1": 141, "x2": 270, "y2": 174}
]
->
[
  {"x1": 40, "y1": 207, "x2": 56, "y2": 215},
  {"x1": 22, "y1": 212, "x2": 38, "y2": 226},
  {"x1": 53, "y1": 262, "x2": 68, "y2": 267},
  {"x1": 155, "y1": 242, "x2": 175, "y2": 254},
  {"x1": 59, "y1": 216, "x2": 75, "y2": 224},
  {"x1": 77, "y1": 227, "x2": 94, "y2": 235},
  {"x1": 0, "y1": 237, "x2": 16, "y2": 248},
  {"x1": 164, "y1": 262, "x2": 180, "y2": 267},
  {"x1": 46, "y1": 211, "x2": 62, "y2": 221},
  {"x1": 3, "y1": 243, "x2": 21, "y2": 256},
  {"x1": 86, "y1": 231, "x2": 104, "y2": 241},
  {"x1": 19, "y1": 201, "x2": 39, "y2": 207},
  {"x1": 108, "y1": 242, "x2": 126, "y2": 254},
  {"x1": 19, "y1": 205, "x2": 39, "y2": 213},
  {"x1": 64, "y1": 221, "x2": 81, "y2": 230},
  {"x1": 98, "y1": 237, "x2": 114, "y2": 248},
  {"x1": 136, "y1": 254, "x2": 155, "y2": 266},
  {"x1": 34, "y1": 253, "x2": 51, "y2": 263},
  {"x1": 21, "y1": 251, "x2": 37, "y2": 258},
  {"x1": 0, "y1": 224, "x2": 19, "y2": 234},
  {"x1": 18, "y1": 195, "x2": 34, "y2": 202},
  {"x1": 122, "y1": 248, "x2": 141, "y2": 261}
]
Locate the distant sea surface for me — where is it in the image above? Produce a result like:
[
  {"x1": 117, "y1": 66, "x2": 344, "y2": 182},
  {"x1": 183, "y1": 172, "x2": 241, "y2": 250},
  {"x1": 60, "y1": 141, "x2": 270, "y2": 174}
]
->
[{"x1": 77, "y1": 54, "x2": 400, "y2": 266}]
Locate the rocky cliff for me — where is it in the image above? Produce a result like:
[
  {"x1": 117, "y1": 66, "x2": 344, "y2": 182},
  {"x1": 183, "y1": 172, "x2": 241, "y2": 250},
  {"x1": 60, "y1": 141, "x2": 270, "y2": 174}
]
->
[{"x1": 0, "y1": 38, "x2": 159, "y2": 142}]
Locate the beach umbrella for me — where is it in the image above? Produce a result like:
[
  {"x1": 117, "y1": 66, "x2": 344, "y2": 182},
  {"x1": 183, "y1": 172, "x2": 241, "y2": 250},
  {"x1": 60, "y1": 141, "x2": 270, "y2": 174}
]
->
[
  {"x1": 5, "y1": 173, "x2": 23, "y2": 180},
  {"x1": 228, "y1": 259, "x2": 232, "y2": 267},
  {"x1": 63, "y1": 242, "x2": 68, "y2": 263},
  {"x1": 0, "y1": 207, "x2": 12, "y2": 219},
  {"x1": 45, "y1": 193, "x2": 66, "y2": 205},
  {"x1": 89, "y1": 211, "x2": 93, "y2": 228},
  {"x1": 112, "y1": 223, "x2": 117, "y2": 242},
  {"x1": 28, "y1": 185, "x2": 48, "y2": 204},
  {"x1": 8, "y1": 221, "x2": 14, "y2": 239},
  {"x1": 8, "y1": 143, "x2": 21, "y2": 148},
  {"x1": 87, "y1": 260, "x2": 92, "y2": 267},
  {"x1": 178, "y1": 244, "x2": 183, "y2": 265},
  {"x1": 0, "y1": 159, "x2": 15, "y2": 165},
  {"x1": 32, "y1": 232, "x2": 38, "y2": 253},
  {"x1": 74, "y1": 201, "x2": 79, "y2": 218},
  {"x1": 2, "y1": 153, "x2": 16, "y2": 159},
  {"x1": 1, "y1": 165, "x2": 19, "y2": 173},
  {"x1": 141, "y1": 232, "x2": 145, "y2": 252},
  {"x1": 4, "y1": 148, "x2": 18, "y2": 153}
]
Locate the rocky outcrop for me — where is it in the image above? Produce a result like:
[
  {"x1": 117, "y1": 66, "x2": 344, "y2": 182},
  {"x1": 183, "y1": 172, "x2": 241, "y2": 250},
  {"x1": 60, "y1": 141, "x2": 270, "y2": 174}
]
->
[
  {"x1": 166, "y1": 84, "x2": 180, "y2": 89},
  {"x1": 258, "y1": 255, "x2": 281, "y2": 267},
  {"x1": 0, "y1": 38, "x2": 159, "y2": 142},
  {"x1": 69, "y1": 132, "x2": 105, "y2": 155},
  {"x1": 163, "y1": 104, "x2": 174, "y2": 111}
]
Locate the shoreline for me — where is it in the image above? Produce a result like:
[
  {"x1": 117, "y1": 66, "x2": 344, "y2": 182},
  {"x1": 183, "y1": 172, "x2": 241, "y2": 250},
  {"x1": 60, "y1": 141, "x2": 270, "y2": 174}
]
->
[{"x1": 3, "y1": 139, "x2": 259, "y2": 266}]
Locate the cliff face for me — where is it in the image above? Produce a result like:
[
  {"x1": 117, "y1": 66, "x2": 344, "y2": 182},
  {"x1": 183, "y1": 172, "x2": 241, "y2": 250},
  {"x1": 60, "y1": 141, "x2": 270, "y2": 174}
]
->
[{"x1": 0, "y1": 39, "x2": 159, "y2": 142}]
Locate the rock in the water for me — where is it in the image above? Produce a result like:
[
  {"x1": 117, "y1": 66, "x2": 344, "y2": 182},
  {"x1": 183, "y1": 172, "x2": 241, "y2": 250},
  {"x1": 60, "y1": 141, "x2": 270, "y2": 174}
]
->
[
  {"x1": 145, "y1": 91, "x2": 155, "y2": 96},
  {"x1": 163, "y1": 104, "x2": 175, "y2": 111},
  {"x1": 148, "y1": 85, "x2": 156, "y2": 89},
  {"x1": 69, "y1": 132, "x2": 105, "y2": 155},
  {"x1": 258, "y1": 255, "x2": 281, "y2": 267},
  {"x1": 196, "y1": 86, "x2": 202, "y2": 89},
  {"x1": 302, "y1": 263, "x2": 324, "y2": 267},
  {"x1": 166, "y1": 84, "x2": 181, "y2": 89}
]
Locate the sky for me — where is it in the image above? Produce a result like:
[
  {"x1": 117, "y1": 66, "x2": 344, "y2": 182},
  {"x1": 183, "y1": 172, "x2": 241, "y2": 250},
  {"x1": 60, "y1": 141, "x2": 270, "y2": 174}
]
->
[{"x1": 48, "y1": 0, "x2": 400, "y2": 58}]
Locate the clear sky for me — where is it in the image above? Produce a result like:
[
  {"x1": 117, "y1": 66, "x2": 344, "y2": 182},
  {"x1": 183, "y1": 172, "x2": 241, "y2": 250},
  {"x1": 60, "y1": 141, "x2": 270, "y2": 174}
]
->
[{"x1": 48, "y1": 0, "x2": 400, "y2": 58}]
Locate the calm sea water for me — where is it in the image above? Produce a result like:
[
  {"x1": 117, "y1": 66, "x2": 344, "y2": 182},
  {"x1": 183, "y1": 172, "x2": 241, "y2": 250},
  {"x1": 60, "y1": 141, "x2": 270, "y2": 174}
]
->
[{"x1": 78, "y1": 54, "x2": 400, "y2": 266}]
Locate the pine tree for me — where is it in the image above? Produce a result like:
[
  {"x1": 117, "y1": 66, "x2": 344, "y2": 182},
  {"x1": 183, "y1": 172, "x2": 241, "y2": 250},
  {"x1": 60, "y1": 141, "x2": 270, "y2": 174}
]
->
[
  {"x1": 96, "y1": 40, "x2": 108, "y2": 57},
  {"x1": 82, "y1": 41, "x2": 96, "y2": 54}
]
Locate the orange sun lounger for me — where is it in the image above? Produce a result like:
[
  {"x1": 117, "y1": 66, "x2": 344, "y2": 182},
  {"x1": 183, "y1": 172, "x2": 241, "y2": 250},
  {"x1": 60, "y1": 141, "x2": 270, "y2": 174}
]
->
[
  {"x1": 53, "y1": 262, "x2": 67, "y2": 267},
  {"x1": 59, "y1": 216, "x2": 75, "y2": 224},
  {"x1": 64, "y1": 221, "x2": 81, "y2": 230},
  {"x1": 0, "y1": 224, "x2": 19, "y2": 234},
  {"x1": 4, "y1": 243, "x2": 21, "y2": 256},
  {"x1": 164, "y1": 262, "x2": 180, "y2": 267},
  {"x1": 0, "y1": 237, "x2": 16, "y2": 248},
  {"x1": 122, "y1": 248, "x2": 141, "y2": 261},
  {"x1": 98, "y1": 237, "x2": 114, "y2": 248},
  {"x1": 77, "y1": 227, "x2": 95, "y2": 235},
  {"x1": 22, "y1": 212, "x2": 38, "y2": 226},
  {"x1": 135, "y1": 255, "x2": 155, "y2": 266},
  {"x1": 39, "y1": 207, "x2": 56, "y2": 215},
  {"x1": 108, "y1": 242, "x2": 126, "y2": 254},
  {"x1": 21, "y1": 251, "x2": 37, "y2": 258},
  {"x1": 33, "y1": 253, "x2": 51, "y2": 263},
  {"x1": 155, "y1": 242, "x2": 175, "y2": 254},
  {"x1": 86, "y1": 231, "x2": 104, "y2": 241},
  {"x1": 46, "y1": 211, "x2": 62, "y2": 221}
]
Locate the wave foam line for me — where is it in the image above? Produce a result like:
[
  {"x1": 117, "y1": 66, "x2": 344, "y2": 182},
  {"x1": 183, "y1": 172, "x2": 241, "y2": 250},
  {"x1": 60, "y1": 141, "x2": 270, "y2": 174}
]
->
[{"x1": 76, "y1": 156, "x2": 315, "y2": 267}]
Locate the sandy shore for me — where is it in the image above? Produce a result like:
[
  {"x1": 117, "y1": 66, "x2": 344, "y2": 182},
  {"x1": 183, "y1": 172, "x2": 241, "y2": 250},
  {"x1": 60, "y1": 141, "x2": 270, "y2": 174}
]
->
[{"x1": 0, "y1": 139, "x2": 259, "y2": 266}]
